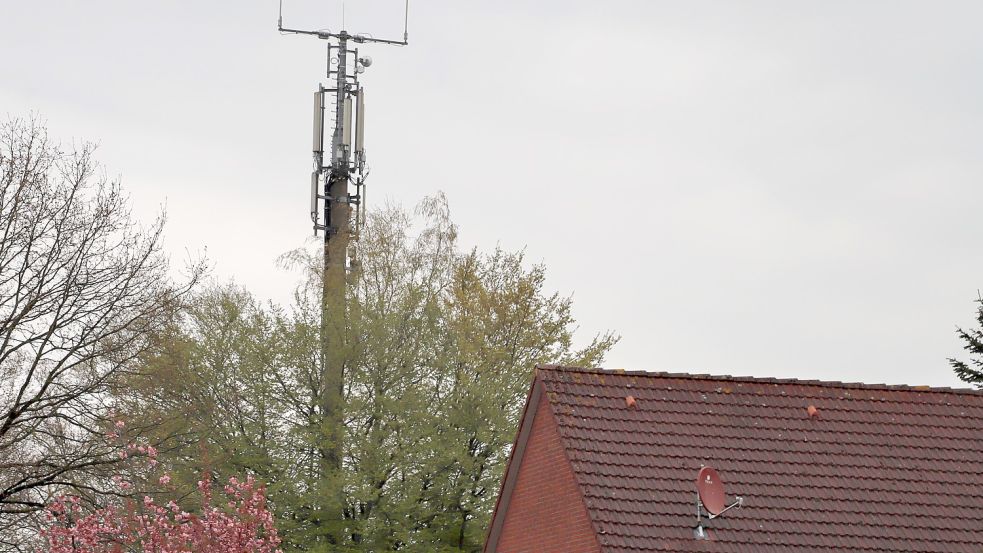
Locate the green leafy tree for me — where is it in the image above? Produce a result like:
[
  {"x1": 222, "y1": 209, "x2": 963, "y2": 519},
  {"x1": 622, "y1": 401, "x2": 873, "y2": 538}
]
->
[
  {"x1": 950, "y1": 295, "x2": 983, "y2": 387},
  {"x1": 118, "y1": 285, "x2": 305, "y2": 537},
  {"x1": 122, "y1": 194, "x2": 617, "y2": 552},
  {"x1": 336, "y1": 196, "x2": 616, "y2": 551}
]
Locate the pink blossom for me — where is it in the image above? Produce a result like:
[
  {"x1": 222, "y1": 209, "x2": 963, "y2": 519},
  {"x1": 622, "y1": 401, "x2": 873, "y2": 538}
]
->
[
  {"x1": 41, "y1": 430, "x2": 281, "y2": 553},
  {"x1": 41, "y1": 473, "x2": 281, "y2": 553}
]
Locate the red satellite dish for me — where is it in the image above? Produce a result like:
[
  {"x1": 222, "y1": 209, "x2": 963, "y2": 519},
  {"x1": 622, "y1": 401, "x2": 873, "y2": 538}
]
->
[{"x1": 696, "y1": 466, "x2": 726, "y2": 516}]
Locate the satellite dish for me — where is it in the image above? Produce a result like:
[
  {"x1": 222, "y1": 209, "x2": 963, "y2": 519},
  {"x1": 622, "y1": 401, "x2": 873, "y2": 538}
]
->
[
  {"x1": 694, "y1": 466, "x2": 744, "y2": 522},
  {"x1": 696, "y1": 467, "x2": 726, "y2": 515}
]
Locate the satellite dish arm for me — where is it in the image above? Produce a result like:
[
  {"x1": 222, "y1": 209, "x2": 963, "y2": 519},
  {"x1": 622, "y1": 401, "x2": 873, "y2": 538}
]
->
[{"x1": 706, "y1": 496, "x2": 744, "y2": 520}]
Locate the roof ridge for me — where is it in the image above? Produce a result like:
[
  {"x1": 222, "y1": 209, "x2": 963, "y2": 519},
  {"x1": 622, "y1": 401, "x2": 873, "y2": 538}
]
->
[{"x1": 536, "y1": 365, "x2": 983, "y2": 396}]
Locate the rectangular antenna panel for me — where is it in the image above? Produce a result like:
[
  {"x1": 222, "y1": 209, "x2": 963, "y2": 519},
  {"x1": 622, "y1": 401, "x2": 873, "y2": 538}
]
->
[
  {"x1": 313, "y1": 89, "x2": 324, "y2": 153},
  {"x1": 342, "y1": 97, "x2": 353, "y2": 147},
  {"x1": 310, "y1": 172, "x2": 319, "y2": 219},
  {"x1": 355, "y1": 89, "x2": 365, "y2": 153}
]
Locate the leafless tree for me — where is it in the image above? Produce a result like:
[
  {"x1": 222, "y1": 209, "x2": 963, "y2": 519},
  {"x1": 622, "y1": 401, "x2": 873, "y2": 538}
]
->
[{"x1": 0, "y1": 116, "x2": 201, "y2": 550}]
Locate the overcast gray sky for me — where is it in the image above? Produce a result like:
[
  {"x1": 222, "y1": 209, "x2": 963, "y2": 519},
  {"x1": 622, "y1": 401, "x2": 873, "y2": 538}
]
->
[{"x1": 3, "y1": 0, "x2": 981, "y2": 388}]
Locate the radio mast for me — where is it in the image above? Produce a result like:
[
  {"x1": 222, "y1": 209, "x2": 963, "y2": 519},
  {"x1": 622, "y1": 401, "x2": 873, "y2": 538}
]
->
[{"x1": 278, "y1": 0, "x2": 408, "y2": 542}]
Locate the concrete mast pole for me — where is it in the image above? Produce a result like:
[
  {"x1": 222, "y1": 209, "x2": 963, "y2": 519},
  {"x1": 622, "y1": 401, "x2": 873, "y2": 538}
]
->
[{"x1": 320, "y1": 31, "x2": 350, "y2": 544}]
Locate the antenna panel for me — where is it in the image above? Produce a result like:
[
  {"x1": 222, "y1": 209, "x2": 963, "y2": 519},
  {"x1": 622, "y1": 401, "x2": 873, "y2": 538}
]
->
[
  {"x1": 355, "y1": 89, "x2": 365, "y2": 153},
  {"x1": 313, "y1": 89, "x2": 324, "y2": 153},
  {"x1": 342, "y1": 97, "x2": 353, "y2": 147},
  {"x1": 310, "y1": 172, "x2": 319, "y2": 220}
]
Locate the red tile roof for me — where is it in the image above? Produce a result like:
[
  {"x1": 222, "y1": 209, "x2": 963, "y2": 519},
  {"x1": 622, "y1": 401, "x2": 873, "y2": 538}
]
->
[{"x1": 491, "y1": 365, "x2": 983, "y2": 552}]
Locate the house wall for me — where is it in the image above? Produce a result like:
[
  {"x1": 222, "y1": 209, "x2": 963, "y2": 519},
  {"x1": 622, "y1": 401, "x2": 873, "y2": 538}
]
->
[{"x1": 493, "y1": 392, "x2": 601, "y2": 553}]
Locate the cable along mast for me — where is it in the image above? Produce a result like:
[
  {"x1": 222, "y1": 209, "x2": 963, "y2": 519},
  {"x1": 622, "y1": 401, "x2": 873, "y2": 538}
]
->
[{"x1": 278, "y1": 0, "x2": 408, "y2": 542}]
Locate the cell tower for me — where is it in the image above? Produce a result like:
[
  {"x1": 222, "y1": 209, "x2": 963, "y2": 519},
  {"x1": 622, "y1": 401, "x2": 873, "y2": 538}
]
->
[
  {"x1": 278, "y1": 0, "x2": 408, "y2": 538},
  {"x1": 279, "y1": 0, "x2": 408, "y2": 238}
]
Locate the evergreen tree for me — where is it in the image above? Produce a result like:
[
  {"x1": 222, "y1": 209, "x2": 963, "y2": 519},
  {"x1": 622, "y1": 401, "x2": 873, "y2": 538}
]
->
[{"x1": 950, "y1": 295, "x2": 983, "y2": 387}]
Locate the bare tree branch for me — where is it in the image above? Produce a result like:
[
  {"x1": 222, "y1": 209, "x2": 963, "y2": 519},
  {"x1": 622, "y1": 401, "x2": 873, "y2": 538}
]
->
[{"x1": 0, "y1": 116, "x2": 203, "y2": 550}]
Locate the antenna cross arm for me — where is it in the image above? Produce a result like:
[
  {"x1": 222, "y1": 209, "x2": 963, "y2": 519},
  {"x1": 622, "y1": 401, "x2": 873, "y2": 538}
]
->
[
  {"x1": 277, "y1": 26, "x2": 406, "y2": 46},
  {"x1": 277, "y1": 0, "x2": 410, "y2": 45},
  {"x1": 278, "y1": 25, "x2": 337, "y2": 39},
  {"x1": 351, "y1": 35, "x2": 408, "y2": 46}
]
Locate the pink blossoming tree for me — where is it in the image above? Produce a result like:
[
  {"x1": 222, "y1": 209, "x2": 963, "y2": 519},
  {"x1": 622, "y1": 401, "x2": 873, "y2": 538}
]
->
[
  {"x1": 39, "y1": 425, "x2": 281, "y2": 553},
  {"x1": 42, "y1": 475, "x2": 281, "y2": 553}
]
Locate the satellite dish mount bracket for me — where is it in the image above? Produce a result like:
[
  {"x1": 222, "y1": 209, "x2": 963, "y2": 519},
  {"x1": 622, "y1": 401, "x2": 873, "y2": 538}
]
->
[{"x1": 696, "y1": 492, "x2": 744, "y2": 523}]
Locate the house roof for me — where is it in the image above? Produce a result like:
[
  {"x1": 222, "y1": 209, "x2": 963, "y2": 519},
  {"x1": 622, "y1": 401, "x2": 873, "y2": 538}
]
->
[{"x1": 488, "y1": 365, "x2": 983, "y2": 552}]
